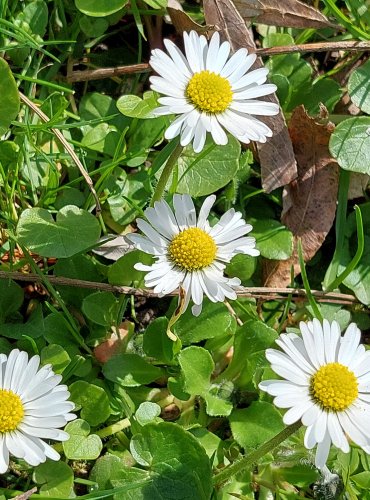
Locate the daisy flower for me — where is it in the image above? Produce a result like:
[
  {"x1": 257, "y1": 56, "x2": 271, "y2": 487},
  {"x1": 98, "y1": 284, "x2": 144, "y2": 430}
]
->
[
  {"x1": 150, "y1": 30, "x2": 279, "y2": 153},
  {"x1": 128, "y1": 194, "x2": 259, "y2": 316},
  {"x1": 259, "y1": 319, "x2": 370, "y2": 469},
  {"x1": 0, "y1": 349, "x2": 75, "y2": 472}
]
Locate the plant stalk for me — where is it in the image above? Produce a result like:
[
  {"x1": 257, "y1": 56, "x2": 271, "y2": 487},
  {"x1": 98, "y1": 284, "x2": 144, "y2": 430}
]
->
[
  {"x1": 212, "y1": 421, "x2": 302, "y2": 487},
  {"x1": 151, "y1": 142, "x2": 184, "y2": 205}
]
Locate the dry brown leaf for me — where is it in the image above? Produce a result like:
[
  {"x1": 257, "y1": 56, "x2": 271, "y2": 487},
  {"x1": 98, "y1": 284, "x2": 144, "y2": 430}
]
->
[
  {"x1": 203, "y1": 0, "x2": 297, "y2": 192},
  {"x1": 348, "y1": 172, "x2": 369, "y2": 200},
  {"x1": 233, "y1": 0, "x2": 338, "y2": 29},
  {"x1": 167, "y1": 3, "x2": 217, "y2": 35},
  {"x1": 94, "y1": 320, "x2": 133, "y2": 363},
  {"x1": 264, "y1": 105, "x2": 339, "y2": 287}
]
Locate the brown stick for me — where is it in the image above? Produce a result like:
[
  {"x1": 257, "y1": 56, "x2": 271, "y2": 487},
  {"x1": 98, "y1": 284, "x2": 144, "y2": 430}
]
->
[
  {"x1": 19, "y1": 92, "x2": 101, "y2": 215},
  {"x1": 256, "y1": 40, "x2": 370, "y2": 56},
  {"x1": 66, "y1": 63, "x2": 151, "y2": 83},
  {"x1": 0, "y1": 270, "x2": 358, "y2": 304},
  {"x1": 66, "y1": 41, "x2": 370, "y2": 82}
]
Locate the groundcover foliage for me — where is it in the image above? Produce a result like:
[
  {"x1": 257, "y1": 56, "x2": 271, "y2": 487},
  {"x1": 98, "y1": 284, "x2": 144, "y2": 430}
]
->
[{"x1": 1, "y1": 0, "x2": 370, "y2": 498}]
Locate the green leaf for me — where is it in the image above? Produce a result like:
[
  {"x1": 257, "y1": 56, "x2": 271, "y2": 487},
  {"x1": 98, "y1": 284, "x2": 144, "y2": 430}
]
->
[
  {"x1": 220, "y1": 319, "x2": 278, "y2": 385},
  {"x1": 82, "y1": 292, "x2": 120, "y2": 327},
  {"x1": 18, "y1": 0, "x2": 48, "y2": 37},
  {"x1": 352, "y1": 471, "x2": 370, "y2": 489},
  {"x1": 79, "y1": 16, "x2": 109, "y2": 37},
  {"x1": 174, "y1": 301, "x2": 236, "y2": 345},
  {"x1": 225, "y1": 254, "x2": 257, "y2": 283},
  {"x1": 103, "y1": 353, "x2": 163, "y2": 387},
  {"x1": 33, "y1": 461, "x2": 74, "y2": 498},
  {"x1": 135, "y1": 402, "x2": 161, "y2": 426},
  {"x1": 81, "y1": 123, "x2": 119, "y2": 155},
  {"x1": 162, "y1": 136, "x2": 240, "y2": 197},
  {"x1": 253, "y1": 219, "x2": 293, "y2": 260},
  {"x1": 112, "y1": 422, "x2": 212, "y2": 500},
  {"x1": 108, "y1": 250, "x2": 153, "y2": 286},
  {"x1": 17, "y1": 205, "x2": 101, "y2": 258},
  {"x1": 340, "y1": 234, "x2": 370, "y2": 305},
  {"x1": 0, "y1": 279, "x2": 24, "y2": 322},
  {"x1": 143, "y1": 317, "x2": 175, "y2": 364},
  {"x1": 75, "y1": 0, "x2": 128, "y2": 16},
  {"x1": 63, "y1": 419, "x2": 103, "y2": 460},
  {"x1": 70, "y1": 381, "x2": 111, "y2": 426},
  {"x1": 89, "y1": 454, "x2": 127, "y2": 490},
  {"x1": 329, "y1": 117, "x2": 370, "y2": 174},
  {"x1": 276, "y1": 464, "x2": 319, "y2": 488},
  {"x1": 178, "y1": 346, "x2": 233, "y2": 416},
  {"x1": 117, "y1": 92, "x2": 158, "y2": 119},
  {"x1": 348, "y1": 59, "x2": 370, "y2": 114},
  {"x1": 230, "y1": 401, "x2": 284, "y2": 449},
  {"x1": 40, "y1": 344, "x2": 71, "y2": 374},
  {"x1": 0, "y1": 58, "x2": 20, "y2": 136}
]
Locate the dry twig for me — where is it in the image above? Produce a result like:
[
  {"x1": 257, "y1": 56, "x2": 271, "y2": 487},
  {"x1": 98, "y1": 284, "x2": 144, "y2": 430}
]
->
[{"x1": 0, "y1": 271, "x2": 358, "y2": 305}]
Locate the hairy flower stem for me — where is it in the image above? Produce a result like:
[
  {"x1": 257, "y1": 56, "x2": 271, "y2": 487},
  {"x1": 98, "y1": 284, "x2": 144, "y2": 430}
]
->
[
  {"x1": 212, "y1": 421, "x2": 302, "y2": 487},
  {"x1": 151, "y1": 142, "x2": 184, "y2": 206}
]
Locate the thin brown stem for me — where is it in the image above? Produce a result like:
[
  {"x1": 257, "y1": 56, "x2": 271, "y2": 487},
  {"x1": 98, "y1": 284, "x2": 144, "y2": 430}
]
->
[
  {"x1": 65, "y1": 41, "x2": 370, "y2": 82},
  {"x1": 0, "y1": 270, "x2": 358, "y2": 304}
]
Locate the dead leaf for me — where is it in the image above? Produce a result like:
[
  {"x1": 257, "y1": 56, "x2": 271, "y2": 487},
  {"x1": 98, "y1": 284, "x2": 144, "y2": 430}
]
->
[
  {"x1": 348, "y1": 172, "x2": 369, "y2": 200},
  {"x1": 94, "y1": 320, "x2": 133, "y2": 363},
  {"x1": 92, "y1": 234, "x2": 135, "y2": 261},
  {"x1": 264, "y1": 105, "x2": 339, "y2": 287},
  {"x1": 167, "y1": 1, "x2": 217, "y2": 35},
  {"x1": 203, "y1": 0, "x2": 297, "y2": 192},
  {"x1": 233, "y1": 0, "x2": 338, "y2": 29}
]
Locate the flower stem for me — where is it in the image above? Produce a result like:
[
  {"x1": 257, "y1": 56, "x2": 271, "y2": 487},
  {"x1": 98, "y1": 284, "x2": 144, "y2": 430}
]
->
[
  {"x1": 212, "y1": 421, "x2": 302, "y2": 487},
  {"x1": 151, "y1": 141, "x2": 184, "y2": 206},
  {"x1": 96, "y1": 418, "x2": 131, "y2": 439}
]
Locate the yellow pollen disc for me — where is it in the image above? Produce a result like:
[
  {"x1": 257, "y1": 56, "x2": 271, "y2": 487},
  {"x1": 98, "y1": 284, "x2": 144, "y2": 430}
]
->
[
  {"x1": 186, "y1": 70, "x2": 233, "y2": 113},
  {"x1": 0, "y1": 389, "x2": 24, "y2": 433},
  {"x1": 310, "y1": 362, "x2": 358, "y2": 412},
  {"x1": 168, "y1": 227, "x2": 217, "y2": 271}
]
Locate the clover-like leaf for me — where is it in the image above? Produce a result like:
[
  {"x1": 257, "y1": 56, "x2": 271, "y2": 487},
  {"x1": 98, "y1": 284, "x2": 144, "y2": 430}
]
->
[{"x1": 17, "y1": 205, "x2": 101, "y2": 258}]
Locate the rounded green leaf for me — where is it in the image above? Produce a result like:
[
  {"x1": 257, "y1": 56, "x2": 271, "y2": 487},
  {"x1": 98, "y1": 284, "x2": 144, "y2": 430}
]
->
[
  {"x1": 253, "y1": 219, "x2": 293, "y2": 260},
  {"x1": 40, "y1": 345, "x2": 71, "y2": 374},
  {"x1": 348, "y1": 59, "x2": 370, "y2": 114},
  {"x1": 161, "y1": 136, "x2": 240, "y2": 197},
  {"x1": 70, "y1": 381, "x2": 111, "y2": 426},
  {"x1": 63, "y1": 419, "x2": 102, "y2": 460},
  {"x1": 174, "y1": 301, "x2": 236, "y2": 344},
  {"x1": 82, "y1": 291, "x2": 120, "y2": 326},
  {"x1": 33, "y1": 461, "x2": 74, "y2": 498},
  {"x1": 135, "y1": 402, "x2": 161, "y2": 426},
  {"x1": 17, "y1": 205, "x2": 101, "y2": 258},
  {"x1": 117, "y1": 92, "x2": 158, "y2": 119},
  {"x1": 0, "y1": 58, "x2": 20, "y2": 136},
  {"x1": 103, "y1": 353, "x2": 163, "y2": 387},
  {"x1": 75, "y1": 0, "x2": 128, "y2": 17},
  {"x1": 329, "y1": 117, "x2": 370, "y2": 174},
  {"x1": 128, "y1": 422, "x2": 212, "y2": 499},
  {"x1": 230, "y1": 401, "x2": 284, "y2": 449},
  {"x1": 0, "y1": 280, "x2": 23, "y2": 322}
]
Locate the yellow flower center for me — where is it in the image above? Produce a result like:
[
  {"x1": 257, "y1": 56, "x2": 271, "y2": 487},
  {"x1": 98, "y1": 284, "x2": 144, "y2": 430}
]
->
[
  {"x1": 186, "y1": 70, "x2": 233, "y2": 113},
  {"x1": 0, "y1": 389, "x2": 24, "y2": 433},
  {"x1": 168, "y1": 227, "x2": 217, "y2": 271},
  {"x1": 310, "y1": 362, "x2": 358, "y2": 412}
]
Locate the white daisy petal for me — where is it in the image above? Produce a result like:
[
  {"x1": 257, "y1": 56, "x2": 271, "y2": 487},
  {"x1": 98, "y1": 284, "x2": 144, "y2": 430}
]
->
[
  {"x1": 315, "y1": 431, "x2": 332, "y2": 469},
  {"x1": 338, "y1": 322, "x2": 361, "y2": 365},
  {"x1": 129, "y1": 193, "x2": 258, "y2": 315},
  {"x1": 262, "y1": 319, "x2": 370, "y2": 470},
  {"x1": 146, "y1": 30, "x2": 276, "y2": 152},
  {"x1": 0, "y1": 350, "x2": 75, "y2": 473}
]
